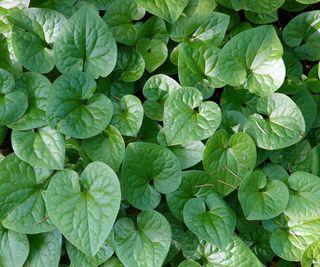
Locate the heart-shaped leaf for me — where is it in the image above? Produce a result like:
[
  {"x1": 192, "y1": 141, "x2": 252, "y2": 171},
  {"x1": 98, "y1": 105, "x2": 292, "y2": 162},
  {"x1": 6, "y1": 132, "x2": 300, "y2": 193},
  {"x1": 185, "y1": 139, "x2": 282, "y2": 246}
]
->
[
  {"x1": 44, "y1": 162, "x2": 121, "y2": 256},
  {"x1": 12, "y1": 126, "x2": 66, "y2": 170},
  {"x1": 183, "y1": 192, "x2": 236, "y2": 249},
  {"x1": 166, "y1": 170, "x2": 216, "y2": 221},
  {"x1": 163, "y1": 87, "x2": 221, "y2": 145},
  {"x1": 244, "y1": 93, "x2": 305, "y2": 150},
  {"x1": 0, "y1": 68, "x2": 28, "y2": 125},
  {"x1": 301, "y1": 240, "x2": 320, "y2": 267},
  {"x1": 0, "y1": 226, "x2": 29, "y2": 267},
  {"x1": 238, "y1": 170, "x2": 289, "y2": 220},
  {"x1": 103, "y1": 0, "x2": 145, "y2": 45},
  {"x1": 8, "y1": 8, "x2": 66, "y2": 73},
  {"x1": 231, "y1": 0, "x2": 284, "y2": 13},
  {"x1": 284, "y1": 172, "x2": 320, "y2": 220},
  {"x1": 283, "y1": 11, "x2": 320, "y2": 61},
  {"x1": 0, "y1": 154, "x2": 55, "y2": 234},
  {"x1": 25, "y1": 230, "x2": 62, "y2": 267},
  {"x1": 134, "y1": 0, "x2": 188, "y2": 23},
  {"x1": 81, "y1": 125, "x2": 125, "y2": 172},
  {"x1": 54, "y1": 5, "x2": 117, "y2": 79},
  {"x1": 111, "y1": 95, "x2": 143, "y2": 137},
  {"x1": 114, "y1": 210, "x2": 171, "y2": 267},
  {"x1": 143, "y1": 74, "x2": 181, "y2": 121},
  {"x1": 121, "y1": 142, "x2": 182, "y2": 210},
  {"x1": 217, "y1": 25, "x2": 285, "y2": 97},
  {"x1": 203, "y1": 130, "x2": 256, "y2": 196},
  {"x1": 47, "y1": 71, "x2": 113, "y2": 139},
  {"x1": 9, "y1": 72, "x2": 51, "y2": 130}
]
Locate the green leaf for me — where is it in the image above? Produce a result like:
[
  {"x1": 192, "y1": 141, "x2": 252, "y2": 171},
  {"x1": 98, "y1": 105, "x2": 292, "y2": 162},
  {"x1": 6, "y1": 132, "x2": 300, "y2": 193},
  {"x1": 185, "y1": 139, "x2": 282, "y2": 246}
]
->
[
  {"x1": 238, "y1": 170, "x2": 289, "y2": 220},
  {"x1": 8, "y1": 8, "x2": 66, "y2": 73},
  {"x1": 166, "y1": 170, "x2": 216, "y2": 221},
  {"x1": 100, "y1": 257, "x2": 124, "y2": 267},
  {"x1": 231, "y1": 0, "x2": 285, "y2": 13},
  {"x1": 136, "y1": 38, "x2": 168, "y2": 72},
  {"x1": 0, "y1": 68, "x2": 28, "y2": 126},
  {"x1": 114, "y1": 210, "x2": 171, "y2": 267},
  {"x1": 178, "y1": 260, "x2": 201, "y2": 267},
  {"x1": 111, "y1": 95, "x2": 143, "y2": 137},
  {"x1": 9, "y1": 72, "x2": 51, "y2": 130},
  {"x1": 244, "y1": 93, "x2": 305, "y2": 150},
  {"x1": 0, "y1": 154, "x2": 55, "y2": 234},
  {"x1": 121, "y1": 142, "x2": 182, "y2": 210},
  {"x1": 183, "y1": 193, "x2": 236, "y2": 250},
  {"x1": 47, "y1": 71, "x2": 113, "y2": 139},
  {"x1": 44, "y1": 162, "x2": 121, "y2": 256},
  {"x1": 283, "y1": 11, "x2": 320, "y2": 61},
  {"x1": 284, "y1": 172, "x2": 320, "y2": 220},
  {"x1": 134, "y1": 0, "x2": 189, "y2": 23},
  {"x1": 169, "y1": 0, "x2": 217, "y2": 41},
  {"x1": 24, "y1": 230, "x2": 62, "y2": 267},
  {"x1": 81, "y1": 125, "x2": 125, "y2": 172},
  {"x1": 139, "y1": 16, "x2": 169, "y2": 44},
  {"x1": 103, "y1": 0, "x2": 145, "y2": 45},
  {"x1": 67, "y1": 235, "x2": 114, "y2": 267},
  {"x1": 163, "y1": 87, "x2": 221, "y2": 145},
  {"x1": 0, "y1": 227, "x2": 29, "y2": 267},
  {"x1": 245, "y1": 11, "x2": 278, "y2": 25},
  {"x1": 191, "y1": 12, "x2": 230, "y2": 45},
  {"x1": 143, "y1": 74, "x2": 181, "y2": 121},
  {"x1": 12, "y1": 127, "x2": 65, "y2": 170},
  {"x1": 270, "y1": 217, "x2": 320, "y2": 261},
  {"x1": 203, "y1": 130, "x2": 257, "y2": 196},
  {"x1": 301, "y1": 240, "x2": 320, "y2": 267},
  {"x1": 54, "y1": 6, "x2": 117, "y2": 79},
  {"x1": 178, "y1": 41, "x2": 223, "y2": 97},
  {"x1": 217, "y1": 25, "x2": 285, "y2": 97},
  {"x1": 115, "y1": 47, "x2": 145, "y2": 82},
  {"x1": 181, "y1": 231, "x2": 263, "y2": 266}
]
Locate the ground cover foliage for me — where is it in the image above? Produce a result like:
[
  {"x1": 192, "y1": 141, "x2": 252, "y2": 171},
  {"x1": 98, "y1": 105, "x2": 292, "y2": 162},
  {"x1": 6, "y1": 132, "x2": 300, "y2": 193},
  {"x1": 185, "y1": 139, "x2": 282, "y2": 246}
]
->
[{"x1": 1, "y1": 0, "x2": 320, "y2": 266}]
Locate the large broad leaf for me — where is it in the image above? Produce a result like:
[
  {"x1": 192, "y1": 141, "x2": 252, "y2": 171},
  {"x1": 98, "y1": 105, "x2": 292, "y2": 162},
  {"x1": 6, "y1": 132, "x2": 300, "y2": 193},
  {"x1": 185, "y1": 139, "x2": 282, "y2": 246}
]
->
[
  {"x1": 139, "y1": 16, "x2": 169, "y2": 44},
  {"x1": 121, "y1": 142, "x2": 182, "y2": 210},
  {"x1": 54, "y1": 6, "x2": 117, "y2": 79},
  {"x1": 114, "y1": 210, "x2": 171, "y2": 267},
  {"x1": 183, "y1": 192, "x2": 236, "y2": 249},
  {"x1": 103, "y1": 0, "x2": 145, "y2": 45},
  {"x1": 67, "y1": 236, "x2": 114, "y2": 267},
  {"x1": 0, "y1": 226, "x2": 29, "y2": 267},
  {"x1": 81, "y1": 125, "x2": 125, "y2": 172},
  {"x1": 203, "y1": 130, "x2": 256, "y2": 196},
  {"x1": 244, "y1": 93, "x2": 305, "y2": 150},
  {"x1": 178, "y1": 41, "x2": 223, "y2": 98},
  {"x1": 8, "y1": 8, "x2": 66, "y2": 73},
  {"x1": 111, "y1": 95, "x2": 143, "y2": 137},
  {"x1": 166, "y1": 170, "x2": 216, "y2": 221},
  {"x1": 9, "y1": 72, "x2": 51, "y2": 130},
  {"x1": 301, "y1": 240, "x2": 320, "y2": 267},
  {"x1": 12, "y1": 127, "x2": 65, "y2": 170},
  {"x1": 47, "y1": 71, "x2": 113, "y2": 139},
  {"x1": 217, "y1": 25, "x2": 285, "y2": 97},
  {"x1": 44, "y1": 162, "x2": 121, "y2": 256},
  {"x1": 283, "y1": 11, "x2": 320, "y2": 61},
  {"x1": 134, "y1": 0, "x2": 188, "y2": 23},
  {"x1": 0, "y1": 154, "x2": 55, "y2": 234},
  {"x1": 231, "y1": 0, "x2": 285, "y2": 13},
  {"x1": 270, "y1": 217, "x2": 320, "y2": 261},
  {"x1": 181, "y1": 231, "x2": 263, "y2": 266},
  {"x1": 169, "y1": 0, "x2": 217, "y2": 41},
  {"x1": 115, "y1": 47, "x2": 145, "y2": 82},
  {"x1": 284, "y1": 172, "x2": 320, "y2": 220},
  {"x1": 163, "y1": 87, "x2": 221, "y2": 145},
  {"x1": 24, "y1": 230, "x2": 62, "y2": 267},
  {"x1": 191, "y1": 12, "x2": 230, "y2": 45},
  {"x1": 238, "y1": 170, "x2": 289, "y2": 220},
  {"x1": 143, "y1": 74, "x2": 181, "y2": 121},
  {"x1": 0, "y1": 68, "x2": 28, "y2": 126},
  {"x1": 0, "y1": 0, "x2": 30, "y2": 9},
  {"x1": 136, "y1": 38, "x2": 168, "y2": 72}
]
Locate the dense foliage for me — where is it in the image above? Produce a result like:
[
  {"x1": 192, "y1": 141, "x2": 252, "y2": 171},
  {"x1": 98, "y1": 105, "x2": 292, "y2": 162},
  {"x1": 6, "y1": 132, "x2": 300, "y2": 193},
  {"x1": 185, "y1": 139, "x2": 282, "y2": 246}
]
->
[{"x1": 1, "y1": 0, "x2": 320, "y2": 266}]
